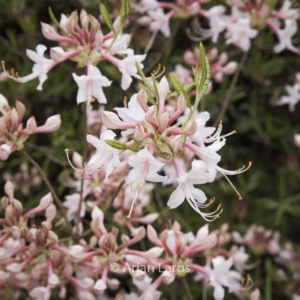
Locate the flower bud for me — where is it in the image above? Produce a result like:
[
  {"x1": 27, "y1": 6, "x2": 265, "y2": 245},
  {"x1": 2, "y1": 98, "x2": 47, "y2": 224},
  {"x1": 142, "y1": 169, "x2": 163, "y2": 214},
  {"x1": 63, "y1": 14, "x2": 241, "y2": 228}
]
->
[
  {"x1": 183, "y1": 50, "x2": 195, "y2": 65},
  {"x1": 41, "y1": 23, "x2": 61, "y2": 41},
  {"x1": 137, "y1": 89, "x2": 148, "y2": 112},
  {"x1": 0, "y1": 144, "x2": 11, "y2": 160},
  {"x1": 137, "y1": 16, "x2": 152, "y2": 26},
  {"x1": 26, "y1": 117, "x2": 37, "y2": 134},
  {"x1": 15, "y1": 101, "x2": 25, "y2": 118},
  {"x1": 134, "y1": 125, "x2": 146, "y2": 142},
  {"x1": 219, "y1": 52, "x2": 228, "y2": 65},
  {"x1": 48, "y1": 273, "x2": 60, "y2": 287},
  {"x1": 158, "y1": 111, "x2": 169, "y2": 131},
  {"x1": 94, "y1": 279, "x2": 107, "y2": 294},
  {"x1": 207, "y1": 47, "x2": 218, "y2": 62},
  {"x1": 10, "y1": 108, "x2": 19, "y2": 124},
  {"x1": 223, "y1": 62, "x2": 238, "y2": 74},
  {"x1": 162, "y1": 270, "x2": 175, "y2": 284},
  {"x1": 39, "y1": 193, "x2": 53, "y2": 210},
  {"x1": 36, "y1": 115, "x2": 61, "y2": 133},
  {"x1": 170, "y1": 135, "x2": 184, "y2": 153},
  {"x1": 95, "y1": 31, "x2": 103, "y2": 48},
  {"x1": 4, "y1": 181, "x2": 14, "y2": 202},
  {"x1": 46, "y1": 204, "x2": 57, "y2": 223},
  {"x1": 1, "y1": 196, "x2": 9, "y2": 209},
  {"x1": 107, "y1": 278, "x2": 120, "y2": 290},
  {"x1": 185, "y1": 118, "x2": 197, "y2": 136},
  {"x1": 296, "y1": 72, "x2": 300, "y2": 84}
]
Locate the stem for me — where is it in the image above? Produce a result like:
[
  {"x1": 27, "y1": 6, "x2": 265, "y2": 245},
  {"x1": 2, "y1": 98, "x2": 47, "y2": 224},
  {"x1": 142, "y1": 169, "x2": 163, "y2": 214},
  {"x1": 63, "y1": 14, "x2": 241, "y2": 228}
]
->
[
  {"x1": 22, "y1": 150, "x2": 72, "y2": 233},
  {"x1": 213, "y1": 51, "x2": 248, "y2": 127},
  {"x1": 181, "y1": 277, "x2": 194, "y2": 300},
  {"x1": 76, "y1": 102, "x2": 88, "y2": 235}
]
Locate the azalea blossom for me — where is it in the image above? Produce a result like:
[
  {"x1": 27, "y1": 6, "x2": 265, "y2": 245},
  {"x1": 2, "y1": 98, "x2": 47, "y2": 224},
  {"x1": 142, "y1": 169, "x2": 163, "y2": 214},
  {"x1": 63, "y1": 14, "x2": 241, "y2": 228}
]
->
[
  {"x1": 72, "y1": 63, "x2": 111, "y2": 104},
  {"x1": 85, "y1": 130, "x2": 120, "y2": 180}
]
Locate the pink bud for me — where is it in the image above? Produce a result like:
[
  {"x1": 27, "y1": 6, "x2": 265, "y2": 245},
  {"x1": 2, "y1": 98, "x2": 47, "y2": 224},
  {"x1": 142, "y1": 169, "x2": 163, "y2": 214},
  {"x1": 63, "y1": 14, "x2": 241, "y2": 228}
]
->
[
  {"x1": 295, "y1": 72, "x2": 300, "y2": 84},
  {"x1": 48, "y1": 273, "x2": 60, "y2": 287},
  {"x1": 222, "y1": 62, "x2": 238, "y2": 74},
  {"x1": 137, "y1": 89, "x2": 149, "y2": 112},
  {"x1": 145, "y1": 247, "x2": 164, "y2": 258},
  {"x1": 66, "y1": 11, "x2": 78, "y2": 32},
  {"x1": 106, "y1": 278, "x2": 120, "y2": 290},
  {"x1": 147, "y1": 225, "x2": 163, "y2": 247},
  {"x1": 26, "y1": 117, "x2": 37, "y2": 134},
  {"x1": 0, "y1": 94, "x2": 9, "y2": 114},
  {"x1": 207, "y1": 48, "x2": 218, "y2": 62},
  {"x1": 133, "y1": 213, "x2": 159, "y2": 224},
  {"x1": 250, "y1": 288, "x2": 260, "y2": 300},
  {"x1": 218, "y1": 52, "x2": 228, "y2": 65},
  {"x1": 39, "y1": 193, "x2": 53, "y2": 210},
  {"x1": 10, "y1": 108, "x2": 19, "y2": 124},
  {"x1": 35, "y1": 115, "x2": 61, "y2": 133},
  {"x1": 95, "y1": 31, "x2": 103, "y2": 48},
  {"x1": 134, "y1": 125, "x2": 146, "y2": 142},
  {"x1": 102, "y1": 111, "x2": 133, "y2": 129},
  {"x1": 4, "y1": 181, "x2": 14, "y2": 202},
  {"x1": 41, "y1": 22, "x2": 61, "y2": 41},
  {"x1": 46, "y1": 204, "x2": 57, "y2": 223},
  {"x1": 183, "y1": 50, "x2": 196, "y2": 65},
  {"x1": 294, "y1": 134, "x2": 300, "y2": 148},
  {"x1": 0, "y1": 144, "x2": 11, "y2": 160},
  {"x1": 94, "y1": 279, "x2": 107, "y2": 294},
  {"x1": 158, "y1": 111, "x2": 169, "y2": 131},
  {"x1": 15, "y1": 101, "x2": 25, "y2": 118},
  {"x1": 80, "y1": 9, "x2": 89, "y2": 31},
  {"x1": 170, "y1": 135, "x2": 184, "y2": 153},
  {"x1": 162, "y1": 270, "x2": 175, "y2": 284},
  {"x1": 50, "y1": 47, "x2": 69, "y2": 63},
  {"x1": 137, "y1": 16, "x2": 152, "y2": 26},
  {"x1": 185, "y1": 118, "x2": 197, "y2": 135},
  {"x1": 0, "y1": 71, "x2": 8, "y2": 82}
]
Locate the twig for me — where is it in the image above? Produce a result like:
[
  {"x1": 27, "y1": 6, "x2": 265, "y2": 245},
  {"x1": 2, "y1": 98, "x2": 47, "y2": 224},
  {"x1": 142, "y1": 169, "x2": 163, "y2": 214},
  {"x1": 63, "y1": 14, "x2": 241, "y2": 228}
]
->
[
  {"x1": 213, "y1": 51, "x2": 248, "y2": 127},
  {"x1": 181, "y1": 277, "x2": 194, "y2": 300},
  {"x1": 22, "y1": 149, "x2": 72, "y2": 233},
  {"x1": 76, "y1": 102, "x2": 88, "y2": 235},
  {"x1": 103, "y1": 179, "x2": 125, "y2": 214}
]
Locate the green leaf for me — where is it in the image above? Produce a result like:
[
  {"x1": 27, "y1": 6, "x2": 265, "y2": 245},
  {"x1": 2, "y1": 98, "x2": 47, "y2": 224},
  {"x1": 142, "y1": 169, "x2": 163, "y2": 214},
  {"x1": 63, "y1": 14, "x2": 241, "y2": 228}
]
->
[
  {"x1": 48, "y1": 7, "x2": 68, "y2": 35},
  {"x1": 194, "y1": 43, "x2": 210, "y2": 108},
  {"x1": 135, "y1": 62, "x2": 155, "y2": 93},
  {"x1": 100, "y1": 4, "x2": 114, "y2": 32},
  {"x1": 169, "y1": 73, "x2": 191, "y2": 108},
  {"x1": 166, "y1": 83, "x2": 195, "y2": 99},
  {"x1": 105, "y1": 139, "x2": 132, "y2": 150},
  {"x1": 120, "y1": 0, "x2": 130, "y2": 26},
  {"x1": 105, "y1": 139, "x2": 139, "y2": 152}
]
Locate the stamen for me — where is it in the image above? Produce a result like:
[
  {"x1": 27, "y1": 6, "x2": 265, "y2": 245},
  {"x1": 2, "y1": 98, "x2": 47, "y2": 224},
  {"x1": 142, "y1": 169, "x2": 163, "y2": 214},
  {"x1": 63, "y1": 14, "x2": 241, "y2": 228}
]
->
[
  {"x1": 127, "y1": 190, "x2": 139, "y2": 218},
  {"x1": 65, "y1": 149, "x2": 85, "y2": 173},
  {"x1": 222, "y1": 173, "x2": 243, "y2": 200},
  {"x1": 123, "y1": 96, "x2": 127, "y2": 108}
]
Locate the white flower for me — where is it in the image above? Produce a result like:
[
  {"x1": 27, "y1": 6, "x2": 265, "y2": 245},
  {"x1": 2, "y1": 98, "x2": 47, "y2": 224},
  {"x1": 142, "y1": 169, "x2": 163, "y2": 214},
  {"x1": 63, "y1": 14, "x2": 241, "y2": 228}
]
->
[
  {"x1": 25, "y1": 44, "x2": 56, "y2": 90},
  {"x1": 226, "y1": 18, "x2": 258, "y2": 51},
  {"x1": 126, "y1": 148, "x2": 167, "y2": 192},
  {"x1": 85, "y1": 130, "x2": 120, "y2": 180},
  {"x1": 277, "y1": 83, "x2": 300, "y2": 111},
  {"x1": 119, "y1": 49, "x2": 146, "y2": 90},
  {"x1": 209, "y1": 256, "x2": 242, "y2": 300},
  {"x1": 103, "y1": 33, "x2": 131, "y2": 55},
  {"x1": 72, "y1": 65, "x2": 111, "y2": 104},
  {"x1": 273, "y1": 20, "x2": 300, "y2": 54},
  {"x1": 167, "y1": 159, "x2": 212, "y2": 211},
  {"x1": 63, "y1": 193, "x2": 86, "y2": 221},
  {"x1": 148, "y1": 8, "x2": 172, "y2": 37}
]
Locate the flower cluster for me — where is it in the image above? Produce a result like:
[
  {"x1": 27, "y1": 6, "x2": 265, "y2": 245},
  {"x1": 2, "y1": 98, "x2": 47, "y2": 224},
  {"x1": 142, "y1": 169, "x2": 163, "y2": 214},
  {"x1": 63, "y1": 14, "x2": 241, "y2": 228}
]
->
[
  {"x1": 134, "y1": 0, "x2": 299, "y2": 53},
  {"x1": 0, "y1": 94, "x2": 61, "y2": 160},
  {"x1": 6, "y1": 8, "x2": 146, "y2": 104}
]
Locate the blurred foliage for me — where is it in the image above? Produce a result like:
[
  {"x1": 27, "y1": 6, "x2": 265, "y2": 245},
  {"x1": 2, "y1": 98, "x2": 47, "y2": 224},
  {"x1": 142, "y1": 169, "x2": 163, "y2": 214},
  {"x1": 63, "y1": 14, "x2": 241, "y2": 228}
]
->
[{"x1": 0, "y1": 0, "x2": 300, "y2": 299}]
